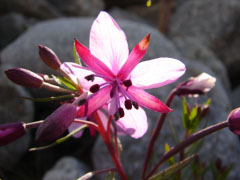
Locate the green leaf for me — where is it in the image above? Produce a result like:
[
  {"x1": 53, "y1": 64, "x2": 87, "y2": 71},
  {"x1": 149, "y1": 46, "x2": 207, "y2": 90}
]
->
[
  {"x1": 52, "y1": 75, "x2": 77, "y2": 91},
  {"x1": 21, "y1": 94, "x2": 76, "y2": 102},
  {"x1": 182, "y1": 97, "x2": 190, "y2": 130},
  {"x1": 165, "y1": 143, "x2": 175, "y2": 166},
  {"x1": 29, "y1": 125, "x2": 88, "y2": 151},
  {"x1": 73, "y1": 42, "x2": 82, "y2": 65},
  {"x1": 149, "y1": 155, "x2": 197, "y2": 180},
  {"x1": 104, "y1": 172, "x2": 116, "y2": 180}
]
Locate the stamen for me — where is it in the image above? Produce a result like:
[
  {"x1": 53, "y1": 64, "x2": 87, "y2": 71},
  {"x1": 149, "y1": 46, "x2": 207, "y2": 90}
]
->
[
  {"x1": 123, "y1": 79, "x2": 132, "y2": 87},
  {"x1": 114, "y1": 112, "x2": 120, "y2": 121},
  {"x1": 124, "y1": 99, "x2": 132, "y2": 110},
  {"x1": 90, "y1": 84, "x2": 100, "y2": 93},
  {"x1": 132, "y1": 101, "x2": 139, "y2": 109},
  {"x1": 78, "y1": 99, "x2": 86, "y2": 106},
  {"x1": 118, "y1": 107, "x2": 124, "y2": 118},
  {"x1": 85, "y1": 74, "x2": 94, "y2": 81}
]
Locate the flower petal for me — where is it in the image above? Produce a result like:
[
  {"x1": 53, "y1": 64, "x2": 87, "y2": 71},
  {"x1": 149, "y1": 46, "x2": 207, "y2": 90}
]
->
[
  {"x1": 90, "y1": 11, "x2": 129, "y2": 73},
  {"x1": 116, "y1": 99, "x2": 148, "y2": 138},
  {"x1": 60, "y1": 62, "x2": 105, "y2": 90},
  {"x1": 74, "y1": 39, "x2": 114, "y2": 77},
  {"x1": 127, "y1": 87, "x2": 172, "y2": 113},
  {"x1": 117, "y1": 34, "x2": 150, "y2": 80},
  {"x1": 130, "y1": 57, "x2": 186, "y2": 89},
  {"x1": 77, "y1": 86, "x2": 112, "y2": 117}
]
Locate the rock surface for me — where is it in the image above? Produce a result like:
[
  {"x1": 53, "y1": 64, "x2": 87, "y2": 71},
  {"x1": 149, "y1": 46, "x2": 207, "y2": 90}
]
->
[
  {"x1": 43, "y1": 156, "x2": 89, "y2": 180},
  {"x1": 169, "y1": 0, "x2": 240, "y2": 46},
  {"x1": 0, "y1": 0, "x2": 60, "y2": 19},
  {"x1": 47, "y1": 0, "x2": 104, "y2": 17},
  {"x1": 171, "y1": 36, "x2": 230, "y2": 90},
  {"x1": 0, "y1": 13, "x2": 34, "y2": 50},
  {"x1": 0, "y1": 65, "x2": 33, "y2": 169}
]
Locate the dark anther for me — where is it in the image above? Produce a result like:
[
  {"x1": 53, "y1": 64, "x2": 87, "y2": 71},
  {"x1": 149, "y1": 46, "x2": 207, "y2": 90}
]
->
[
  {"x1": 114, "y1": 112, "x2": 120, "y2": 121},
  {"x1": 123, "y1": 79, "x2": 132, "y2": 87},
  {"x1": 78, "y1": 99, "x2": 86, "y2": 106},
  {"x1": 124, "y1": 99, "x2": 132, "y2": 110},
  {"x1": 132, "y1": 101, "x2": 139, "y2": 109},
  {"x1": 118, "y1": 107, "x2": 125, "y2": 118},
  {"x1": 90, "y1": 84, "x2": 100, "y2": 93},
  {"x1": 85, "y1": 74, "x2": 94, "y2": 81}
]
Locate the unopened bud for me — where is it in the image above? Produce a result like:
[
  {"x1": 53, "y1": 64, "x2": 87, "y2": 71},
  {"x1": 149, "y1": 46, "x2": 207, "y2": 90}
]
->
[
  {"x1": 0, "y1": 122, "x2": 26, "y2": 146},
  {"x1": 228, "y1": 108, "x2": 240, "y2": 136},
  {"x1": 176, "y1": 73, "x2": 216, "y2": 97},
  {"x1": 36, "y1": 103, "x2": 77, "y2": 142},
  {"x1": 38, "y1": 45, "x2": 61, "y2": 70},
  {"x1": 5, "y1": 68, "x2": 43, "y2": 88}
]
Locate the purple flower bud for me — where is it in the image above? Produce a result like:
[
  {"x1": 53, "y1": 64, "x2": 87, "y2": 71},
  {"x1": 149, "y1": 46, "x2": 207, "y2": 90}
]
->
[
  {"x1": 228, "y1": 108, "x2": 240, "y2": 135},
  {"x1": 176, "y1": 73, "x2": 216, "y2": 97},
  {"x1": 0, "y1": 122, "x2": 26, "y2": 146},
  {"x1": 5, "y1": 68, "x2": 44, "y2": 88},
  {"x1": 36, "y1": 103, "x2": 77, "y2": 142},
  {"x1": 38, "y1": 45, "x2": 61, "y2": 70}
]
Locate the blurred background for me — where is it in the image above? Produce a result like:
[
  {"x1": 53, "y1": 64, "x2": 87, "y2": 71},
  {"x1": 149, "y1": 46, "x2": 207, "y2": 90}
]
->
[{"x1": 0, "y1": 0, "x2": 240, "y2": 179}]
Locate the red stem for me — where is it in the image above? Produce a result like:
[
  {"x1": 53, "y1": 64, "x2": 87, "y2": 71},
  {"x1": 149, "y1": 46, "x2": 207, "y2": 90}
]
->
[
  {"x1": 142, "y1": 88, "x2": 177, "y2": 178},
  {"x1": 145, "y1": 120, "x2": 228, "y2": 179},
  {"x1": 93, "y1": 112, "x2": 127, "y2": 180}
]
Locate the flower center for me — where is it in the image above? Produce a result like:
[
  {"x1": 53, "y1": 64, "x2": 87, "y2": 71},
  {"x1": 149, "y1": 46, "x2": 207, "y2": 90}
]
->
[{"x1": 85, "y1": 74, "x2": 139, "y2": 120}]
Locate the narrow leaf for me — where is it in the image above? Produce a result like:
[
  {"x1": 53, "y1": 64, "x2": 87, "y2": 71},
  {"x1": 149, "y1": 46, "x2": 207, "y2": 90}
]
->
[
  {"x1": 52, "y1": 75, "x2": 77, "y2": 91},
  {"x1": 73, "y1": 42, "x2": 82, "y2": 65},
  {"x1": 104, "y1": 172, "x2": 116, "y2": 180},
  {"x1": 29, "y1": 124, "x2": 87, "y2": 151},
  {"x1": 149, "y1": 155, "x2": 197, "y2": 180},
  {"x1": 165, "y1": 143, "x2": 175, "y2": 166},
  {"x1": 21, "y1": 95, "x2": 76, "y2": 102}
]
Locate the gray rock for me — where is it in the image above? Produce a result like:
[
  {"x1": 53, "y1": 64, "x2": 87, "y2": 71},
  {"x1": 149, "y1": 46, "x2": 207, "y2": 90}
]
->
[
  {"x1": 169, "y1": 0, "x2": 240, "y2": 46},
  {"x1": 0, "y1": 16, "x2": 181, "y2": 96},
  {"x1": 0, "y1": 0, "x2": 61, "y2": 19},
  {"x1": 92, "y1": 60, "x2": 239, "y2": 179},
  {"x1": 0, "y1": 65, "x2": 33, "y2": 168},
  {"x1": 0, "y1": 13, "x2": 36, "y2": 50},
  {"x1": 47, "y1": 0, "x2": 104, "y2": 17},
  {"x1": 230, "y1": 85, "x2": 240, "y2": 109},
  {"x1": 171, "y1": 36, "x2": 230, "y2": 91},
  {"x1": 43, "y1": 156, "x2": 89, "y2": 180}
]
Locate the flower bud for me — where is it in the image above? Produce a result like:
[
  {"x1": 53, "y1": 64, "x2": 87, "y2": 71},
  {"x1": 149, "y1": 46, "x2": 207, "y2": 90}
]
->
[
  {"x1": 36, "y1": 103, "x2": 77, "y2": 142},
  {"x1": 0, "y1": 122, "x2": 26, "y2": 146},
  {"x1": 228, "y1": 108, "x2": 240, "y2": 135},
  {"x1": 5, "y1": 68, "x2": 44, "y2": 88},
  {"x1": 38, "y1": 45, "x2": 61, "y2": 70},
  {"x1": 176, "y1": 73, "x2": 216, "y2": 97}
]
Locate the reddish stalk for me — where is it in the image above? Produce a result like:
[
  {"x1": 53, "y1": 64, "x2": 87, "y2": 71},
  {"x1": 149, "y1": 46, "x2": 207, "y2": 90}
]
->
[
  {"x1": 142, "y1": 88, "x2": 177, "y2": 178},
  {"x1": 93, "y1": 112, "x2": 127, "y2": 180},
  {"x1": 145, "y1": 120, "x2": 228, "y2": 179}
]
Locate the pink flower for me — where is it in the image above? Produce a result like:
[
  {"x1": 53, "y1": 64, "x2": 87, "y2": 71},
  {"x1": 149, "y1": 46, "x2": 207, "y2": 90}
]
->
[
  {"x1": 60, "y1": 11, "x2": 186, "y2": 138},
  {"x1": 176, "y1": 72, "x2": 216, "y2": 97}
]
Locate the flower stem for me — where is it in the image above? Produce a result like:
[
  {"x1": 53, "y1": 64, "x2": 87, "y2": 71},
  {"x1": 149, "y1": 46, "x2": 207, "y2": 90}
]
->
[
  {"x1": 93, "y1": 112, "x2": 127, "y2": 180},
  {"x1": 25, "y1": 120, "x2": 44, "y2": 129},
  {"x1": 145, "y1": 120, "x2": 228, "y2": 179},
  {"x1": 42, "y1": 82, "x2": 77, "y2": 94},
  {"x1": 142, "y1": 88, "x2": 177, "y2": 178}
]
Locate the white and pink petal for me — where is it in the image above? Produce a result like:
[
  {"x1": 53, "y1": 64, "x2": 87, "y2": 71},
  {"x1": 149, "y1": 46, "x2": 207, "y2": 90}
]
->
[
  {"x1": 130, "y1": 57, "x2": 186, "y2": 89},
  {"x1": 116, "y1": 99, "x2": 148, "y2": 138},
  {"x1": 90, "y1": 11, "x2": 129, "y2": 73},
  {"x1": 127, "y1": 87, "x2": 172, "y2": 113}
]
